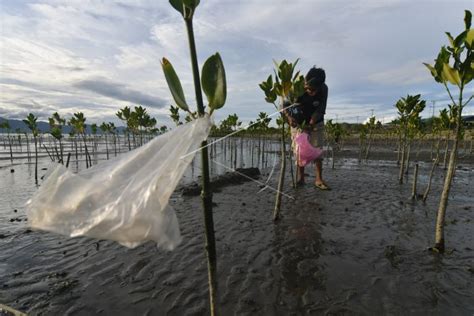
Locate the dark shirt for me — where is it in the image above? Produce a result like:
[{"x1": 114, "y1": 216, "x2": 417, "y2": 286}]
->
[{"x1": 296, "y1": 83, "x2": 328, "y2": 125}]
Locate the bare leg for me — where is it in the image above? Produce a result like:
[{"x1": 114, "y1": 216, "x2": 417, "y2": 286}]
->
[
  {"x1": 297, "y1": 166, "x2": 305, "y2": 184},
  {"x1": 315, "y1": 159, "x2": 323, "y2": 185}
]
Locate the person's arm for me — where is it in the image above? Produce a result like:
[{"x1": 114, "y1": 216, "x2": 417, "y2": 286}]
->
[{"x1": 284, "y1": 103, "x2": 300, "y2": 127}]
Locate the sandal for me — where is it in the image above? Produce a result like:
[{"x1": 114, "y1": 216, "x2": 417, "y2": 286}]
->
[{"x1": 314, "y1": 182, "x2": 331, "y2": 190}]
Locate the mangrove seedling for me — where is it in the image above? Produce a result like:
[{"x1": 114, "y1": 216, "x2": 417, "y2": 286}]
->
[
  {"x1": 423, "y1": 9, "x2": 473, "y2": 253},
  {"x1": 163, "y1": 1, "x2": 227, "y2": 314}
]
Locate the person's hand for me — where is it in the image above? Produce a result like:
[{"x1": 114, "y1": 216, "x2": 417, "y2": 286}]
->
[{"x1": 288, "y1": 117, "x2": 297, "y2": 127}]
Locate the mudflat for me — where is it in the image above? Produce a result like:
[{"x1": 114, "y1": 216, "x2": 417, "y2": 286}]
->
[{"x1": 1, "y1": 159, "x2": 473, "y2": 315}]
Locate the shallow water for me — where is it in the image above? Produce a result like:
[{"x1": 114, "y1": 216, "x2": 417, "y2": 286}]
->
[{"x1": 1, "y1": 136, "x2": 473, "y2": 315}]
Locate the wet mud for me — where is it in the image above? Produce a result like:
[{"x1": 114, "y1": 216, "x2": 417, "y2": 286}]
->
[{"x1": 0, "y1": 159, "x2": 473, "y2": 315}]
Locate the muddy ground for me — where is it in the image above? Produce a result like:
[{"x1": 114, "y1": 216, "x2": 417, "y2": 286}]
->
[{"x1": 0, "y1": 155, "x2": 473, "y2": 315}]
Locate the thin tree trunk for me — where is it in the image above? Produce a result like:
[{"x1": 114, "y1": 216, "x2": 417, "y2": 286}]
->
[
  {"x1": 26, "y1": 134, "x2": 31, "y2": 162},
  {"x1": 443, "y1": 135, "x2": 449, "y2": 170},
  {"x1": 411, "y1": 163, "x2": 418, "y2": 199},
  {"x1": 365, "y1": 132, "x2": 373, "y2": 161},
  {"x1": 8, "y1": 134, "x2": 13, "y2": 163},
  {"x1": 399, "y1": 136, "x2": 406, "y2": 184},
  {"x1": 185, "y1": 18, "x2": 217, "y2": 316},
  {"x1": 273, "y1": 120, "x2": 286, "y2": 221},
  {"x1": 404, "y1": 142, "x2": 411, "y2": 175},
  {"x1": 331, "y1": 140, "x2": 335, "y2": 169},
  {"x1": 105, "y1": 134, "x2": 109, "y2": 160},
  {"x1": 397, "y1": 133, "x2": 402, "y2": 165},
  {"x1": 422, "y1": 157, "x2": 439, "y2": 203},
  {"x1": 434, "y1": 129, "x2": 459, "y2": 252},
  {"x1": 34, "y1": 137, "x2": 38, "y2": 184},
  {"x1": 288, "y1": 138, "x2": 296, "y2": 188},
  {"x1": 434, "y1": 89, "x2": 463, "y2": 252}
]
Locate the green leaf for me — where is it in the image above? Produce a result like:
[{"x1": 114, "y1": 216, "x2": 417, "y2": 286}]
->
[
  {"x1": 423, "y1": 62, "x2": 442, "y2": 83},
  {"x1": 183, "y1": 0, "x2": 200, "y2": 9},
  {"x1": 161, "y1": 57, "x2": 189, "y2": 112},
  {"x1": 465, "y1": 10, "x2": 472, "y2": 29},
  {"x1": 442, "y1": 63, "x2": 461, "y2": 86},
  {"x1": 446, "y1": 32, "x2": 455, "y2": 47},
  {"x1": 169, "y1": 0, "x2": 184, "y2": 16},
  {"x1": 201, "y1": 53, "x2": 227, "y2": 112},
  {"x1": 454, "y1": 29, "x2": 468, "y2": 48},
  {"x1": 466, "y1": 29, "x2": 474, "y2": 47},
  {"x1": 434, "y1": 47, "x2": 450, "y2": 75}
]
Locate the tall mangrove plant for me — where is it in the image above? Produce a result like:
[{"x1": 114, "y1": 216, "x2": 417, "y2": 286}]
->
[
  {"x1": 423, "y1": 9, "x2": 473, "y2": 252},
  {"x1": 259, "y1": 59, "x2": 305, "y2": 221},
  {"x1": 162, "y1": 1, "x2": 227, "y2": 314},
  {"x1": 23, "y1": 113, "x2": 39, "y2": 183}
]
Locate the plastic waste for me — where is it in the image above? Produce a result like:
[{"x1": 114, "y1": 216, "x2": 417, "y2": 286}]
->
[
  {"x1": 294, "y1": 131, "x2": 323, "y2": 167},
  {"x1": 26, "y1": 116, "x2": 213, "y2": 250}
]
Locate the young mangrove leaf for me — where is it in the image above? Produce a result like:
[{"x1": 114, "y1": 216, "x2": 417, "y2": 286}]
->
[
  {"x1": 423, "y1": 63, "x2": 441, "y2": 83},
  {"x1": 183, "y1": 0, "x2": 200, "y2": 9},
  {"x1": 465, "y1": 9, "x2": 472, "y2": 29},
  {"x1": 466, "y1": 29, "x2": 474, "y2": 48},
  {"x1": 201, "y1": 53, "x2": 227, "y2": 113},
  {"x1": 442, "y1": 63, "x2": 462, "y2": 86},
  {"x1": 169, "y1": 0, "x2": 184, "y2": 15},
  {"x1": 454, "y1": 29, "x2": 468, "y2": 48},
  {"x1": 169, "y1": 0, "x2": 200, "y2": 19},
  {"x1": 446, "y1": 32, "x2": 455, "y2": 47},
  {"x1": 161, "y1": 57, "x2": 190, "y2": 112}
]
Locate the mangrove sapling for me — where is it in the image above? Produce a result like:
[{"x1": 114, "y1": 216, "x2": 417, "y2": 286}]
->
[
  {"x1": 91, "y1": 123, "x2": 98, "y2": 162},
  {"x1": 69, "y1": 112, "x2": 92, "y2": 169},
  {"x1": 163, "y1": 1, "x2": 228, "y2": 313},
  {"x1": 23, "y1": 113, "x2": 39, "y2": 183},
  {"x1": 117, "y1": 106, "x2": 136, "y2": 151},
  {"x1": 364, "y1": 116, "x2": 379, "y2": 161},
  {"x1": 108, "y1": 122, "x2": 118, "y2": 157},
  {"x1": 423, "y1": 9, "x2": 473, "y2": 252},
  {"x1": 49, "y1": 122, "x2": 63, "y2": 163},
  {"x1": 325, "y1": 119, "x2": 339, "y2": 169},
  {"x1": 259, "y1": 59, "x2": 305, "y2": 221},
  {"x1": 395, "y1": 95, "x2": 426, "y2": 184},
  {"x1": 278, "y1": 116, "x2": 296, "y2": 188},
  {"x1": 99, "y1": 122, "x2": 110, "y2": 160}
]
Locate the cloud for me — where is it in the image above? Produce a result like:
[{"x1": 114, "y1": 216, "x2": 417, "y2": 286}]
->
[
  {"x1": 367, "y1": 60, "x2": 433, "y2": 85},
  {"x1": 1, "y1": 0, "x2": 473, "y2": 125},
  {"x1": 73, "y1": 78, "x2": 167, "y2": 108}
]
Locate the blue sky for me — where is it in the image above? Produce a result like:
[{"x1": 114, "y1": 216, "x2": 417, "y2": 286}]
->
[{"x1": 1, "y1": 0, "x2": 473, "y2": 127}]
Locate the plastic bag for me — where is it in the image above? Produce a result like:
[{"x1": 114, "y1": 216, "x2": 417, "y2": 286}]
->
[
  {"x1": 294, "y1": 131, "x2": 323, "y2": 167},
  {"x1": 26, "y1": 116, "x2": 212, "y2": 250}
]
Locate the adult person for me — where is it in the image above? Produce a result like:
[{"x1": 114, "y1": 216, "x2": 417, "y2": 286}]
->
[{"x1": 286, "y1": 66, "x2": 330, "y2": 190}]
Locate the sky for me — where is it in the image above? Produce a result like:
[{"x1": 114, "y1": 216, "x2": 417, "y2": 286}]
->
[{"x1": 1, "y1": 0, "x2": 473, "y2": 127}]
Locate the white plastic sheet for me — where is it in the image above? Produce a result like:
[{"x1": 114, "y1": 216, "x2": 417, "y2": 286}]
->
[{"x1": 26, "y1": 116, "x2": 212, "y2": 250}]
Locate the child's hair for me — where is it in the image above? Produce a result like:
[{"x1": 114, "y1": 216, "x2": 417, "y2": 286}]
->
[{"x1": 305, "y1": 67, "x2": 326, "y2": 89}]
